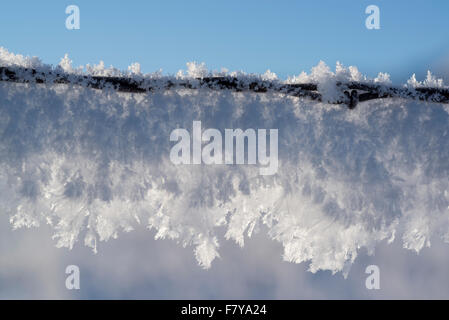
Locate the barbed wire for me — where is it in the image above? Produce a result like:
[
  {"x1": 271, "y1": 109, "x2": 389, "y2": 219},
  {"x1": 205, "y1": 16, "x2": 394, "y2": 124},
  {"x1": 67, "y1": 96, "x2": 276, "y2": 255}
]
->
[{"x1": 1, "y1": 66, "x2": 448, "y2": 109}]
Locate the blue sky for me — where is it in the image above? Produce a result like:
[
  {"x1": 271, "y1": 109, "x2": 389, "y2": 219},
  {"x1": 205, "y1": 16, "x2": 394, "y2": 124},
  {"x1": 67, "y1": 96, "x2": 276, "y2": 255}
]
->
[{"x1": 1, "y1": 1, "x2": 449, "y2": 82}]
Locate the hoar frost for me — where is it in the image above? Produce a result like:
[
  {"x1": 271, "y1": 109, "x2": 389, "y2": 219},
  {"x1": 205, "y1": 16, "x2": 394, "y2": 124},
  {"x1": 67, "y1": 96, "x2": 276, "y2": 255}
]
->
[{"x1": 0, "y1": 47, "x2": 448, "y2": 275}]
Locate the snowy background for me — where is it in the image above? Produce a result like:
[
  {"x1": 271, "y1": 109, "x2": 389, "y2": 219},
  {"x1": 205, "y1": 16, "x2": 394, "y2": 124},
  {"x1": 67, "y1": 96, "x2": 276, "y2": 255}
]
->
[{"x1": 1, "y1": 0, "x2": 449, "y2": 299}]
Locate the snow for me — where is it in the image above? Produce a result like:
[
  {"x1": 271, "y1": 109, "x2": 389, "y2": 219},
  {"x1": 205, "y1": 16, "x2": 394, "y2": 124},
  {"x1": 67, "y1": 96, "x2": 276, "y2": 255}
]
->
[
  {"x1": 0, "y1": 47, "x2": 43, "y2": 69},
  {"x1": 1, "y1": 47, "x2": 449, "y2": 275},
  {"x1": 127, "y1": 62, "x2": 142, "y2": 76},
  {"x1": 407, "y1": 70, "x2": 446, "y2": 88}
]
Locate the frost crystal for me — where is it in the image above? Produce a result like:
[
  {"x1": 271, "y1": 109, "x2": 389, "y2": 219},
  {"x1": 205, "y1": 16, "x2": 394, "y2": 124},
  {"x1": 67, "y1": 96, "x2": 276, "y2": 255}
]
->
[{"x1": 1, "y1": 48, "x2": 449, "y2": 275}]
